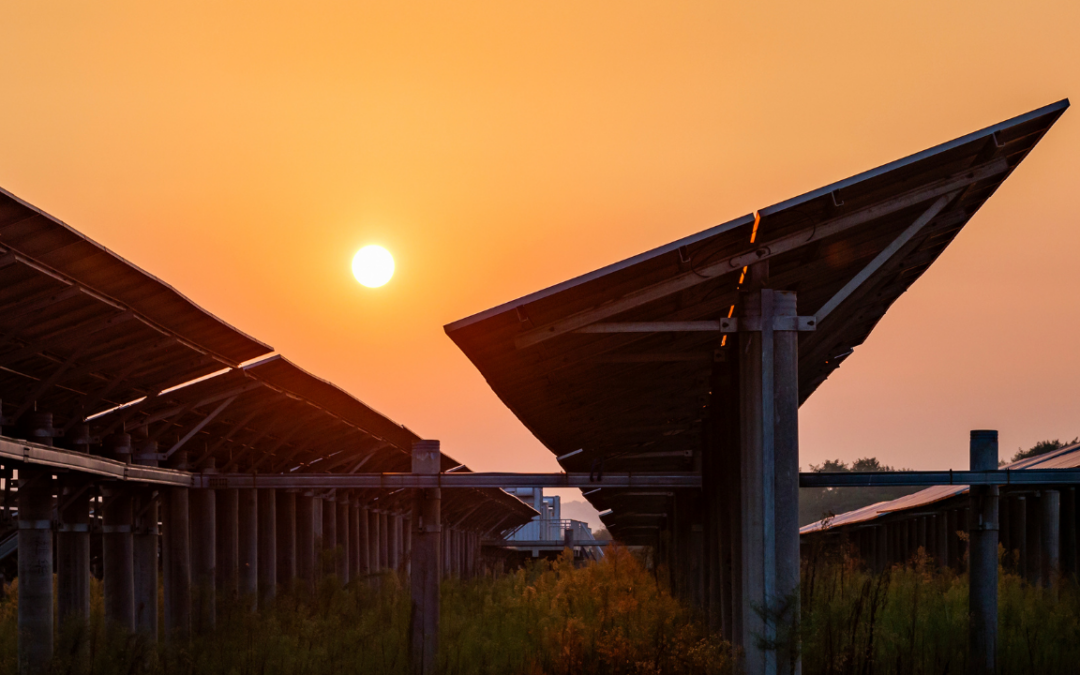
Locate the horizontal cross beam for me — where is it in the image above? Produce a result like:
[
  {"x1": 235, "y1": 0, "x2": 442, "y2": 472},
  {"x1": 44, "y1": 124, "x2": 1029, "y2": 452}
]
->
[
  {"x1": 515, "y1": 158, "x2": 1007, "y2": 349},
  {"x1": 800, "y1": 469, "x2": 1080, "y2": 487},
  {"x1": 574, "y1": 317, "x2": 816, "y2": 334},
  {"x1": 484, "y1": 539, "x2": 612, "y2": 547},
  {"x1": 191, "y1": 472, "x2": 703, "y2": 489}
]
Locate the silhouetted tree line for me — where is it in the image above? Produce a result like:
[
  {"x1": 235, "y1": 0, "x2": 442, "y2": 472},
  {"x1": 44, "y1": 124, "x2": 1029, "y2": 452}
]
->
[
  {"x1": 801, "y1": 437, "x2": 1079, "y2": 527},
  {"x1": 1009, "y1": 437, "x2": 1078, "y2": 463},
  {"x1": 799, "y1": 457, "x2": 918, "y2": 527}
]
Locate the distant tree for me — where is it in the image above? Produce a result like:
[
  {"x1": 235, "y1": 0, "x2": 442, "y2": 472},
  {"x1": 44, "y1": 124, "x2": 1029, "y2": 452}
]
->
[
  {"x1": 808, "y1": 457, "x2": 899, "y2": 473},
  {"x1": 799, "y1": 457, "x2": 918, "y2": 527},
  {"x1": 1011, "y1": 437, "x2": 1079, "y2": 463},
  {"x1": 592, "y1": 528, "x2": 612, "y2": 541}
]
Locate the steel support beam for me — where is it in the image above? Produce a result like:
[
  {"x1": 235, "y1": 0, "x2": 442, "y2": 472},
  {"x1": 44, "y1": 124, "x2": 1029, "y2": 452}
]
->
[
  {"x1": 409, "y1": 440, "x2": 441, "y2": 675},
  {"x1": 57, "y1": 476, "x2": 91, "y2": 629},
  {"x1": 337, "y1": 499, "x2": 351, "y2": 584},
  {"x1": 17, "y1": 467, "x2": 54, "y2": 674},
  {"x1": 1042, "y1": 490, "x2": 1061, "y2": 590},
  {"x1": 800, "y1": 469, "x2": 1080, "y2": 487},
  {"x1": 296, "y1": 493, "x2": 315, "y2": 589},
  {"x1": 103, "y1": 486, "x2": 136, "y2": 631},
  {"x1": 190, "y1": 479, "x2": 216, "y2": 633},
  {"x1": 738, "y1": 278, "x2": 800, "y2": 675},
  {"x1": 370, "y1": 508, "x2": 380, "y2": 571},
  {"x1": 322, "y1": 495, "x2": 337, "y2": 576},
  {"x1": 257, "y1": 489, "x2": 277, "y2": 606},
  {"x1": 133, "y1": 486, "x2": 159, "y2": 640},
  {"x1": 358, "y1": 507, "x2": 372, "y2": 577},
  {"x1": 192, "y1": 472, "x2": 702, "y2": 489},
  {"x1": 969, "y1": 430, "x2": 999, "y2": 675},
  {"x1": 162, "y1": 466, "x2": 192, "y2": 640},
  {"x1": 379, "y1": 511, "x2": 389, "y2": 571},
  {"x1": 237, "y1": 488, "x2": 258, "y2": 609},
  {"x1": 216, "y1": 488, "x2": 239, "y2": 602},
  {"x1": 276, "y1": 490, "x2": 297, "y2": 589}
]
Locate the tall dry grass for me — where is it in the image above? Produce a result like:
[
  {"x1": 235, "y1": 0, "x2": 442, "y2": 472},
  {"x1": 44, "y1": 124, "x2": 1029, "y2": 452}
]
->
[
  {"x1": 801, "y1": 546, "x2": 1080, "y2": 675},
  {"x1": 0, "y1": 545, "x2": 732, "y2": 675}
]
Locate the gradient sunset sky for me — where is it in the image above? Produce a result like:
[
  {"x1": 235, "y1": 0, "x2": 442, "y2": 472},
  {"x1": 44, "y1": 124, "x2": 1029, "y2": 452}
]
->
[{"x1": 1, "y1": 2, "x2": 1078, "y2": 487}]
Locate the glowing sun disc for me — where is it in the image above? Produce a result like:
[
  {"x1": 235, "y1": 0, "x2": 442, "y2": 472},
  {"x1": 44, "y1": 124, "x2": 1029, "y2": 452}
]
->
[{"x1": 352, "y1": 245, "x2": 395, "y2": 288}]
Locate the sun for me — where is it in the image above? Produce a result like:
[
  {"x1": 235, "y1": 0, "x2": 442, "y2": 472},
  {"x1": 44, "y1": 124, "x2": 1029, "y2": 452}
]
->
[{"x1": 352, "y1": 245, "x2": 395, "y2": 288}]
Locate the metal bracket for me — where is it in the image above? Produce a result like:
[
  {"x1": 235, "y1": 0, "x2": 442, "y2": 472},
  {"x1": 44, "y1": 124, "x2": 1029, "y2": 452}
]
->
[
  {"x1": 719, "y1": 316, "x2": 816, "y2": 332},
  {"x1": 18, "y1": 519, "x2": 53, "y2": 530}
]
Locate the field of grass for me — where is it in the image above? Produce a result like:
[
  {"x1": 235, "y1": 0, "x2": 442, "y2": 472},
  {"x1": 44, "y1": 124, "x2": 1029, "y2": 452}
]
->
[
  {"x1": 5, "y1": 542, "x2": 1080, "y2": 674},
  {"x1": 801, "y1": 546, "x2": 1080, "y2": 675},
  {"x1": 0, "y1": 546, "x2": 732, "y2": 675}
]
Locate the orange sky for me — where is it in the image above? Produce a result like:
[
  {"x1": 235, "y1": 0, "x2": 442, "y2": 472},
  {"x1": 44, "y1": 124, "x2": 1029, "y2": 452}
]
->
[{"x1": 1, "y1": 2, "x2": 1078, "y2": 491}]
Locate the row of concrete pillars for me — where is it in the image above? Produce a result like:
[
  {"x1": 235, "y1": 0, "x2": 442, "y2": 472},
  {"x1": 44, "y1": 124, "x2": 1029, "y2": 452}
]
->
[
  {"x1": 841, "y1": 486, "x2": 1080, "y2": 587},
  {"x1": 16, "y1": 453, "x2": 483, "y2": 674}
]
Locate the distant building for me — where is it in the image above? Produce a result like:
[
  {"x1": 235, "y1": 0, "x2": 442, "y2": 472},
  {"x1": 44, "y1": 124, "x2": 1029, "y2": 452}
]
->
[{"x1": 503, "y1": 487, "x2": 605, "y2": 560}]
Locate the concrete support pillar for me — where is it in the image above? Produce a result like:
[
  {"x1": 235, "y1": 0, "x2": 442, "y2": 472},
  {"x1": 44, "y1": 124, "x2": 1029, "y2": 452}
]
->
[
  {"x1": 17, "y1": 466, "x2": 54, "y2": 673},
  {"x1": 238, "y1": 488, "x2": 258, "y2": 609},
  {"x1": 133, "y1": 488, "x2": 159, "y2": 640},
  {"x1": 1026, "y1": 493, "x2": 1043, "y2": 585},
  {"x1": 276, "y1": 490, "x2": 296, "y2": 589},
  {"x1": 673, "y1": 490, "x2": 692, "y2": 600},
  {"x1": 102, "y1": 434, "x2": 135, "y2": 632},
  {"x1": 380, "y1": 511, "x2": 390, "y2": 571},
  {"x1": 1009, "y1": 496, "x2": 1027, "y2": 574},
  {"x1": 296, "y1": 494, "x2": 315, "y2": 589},
  {"x1": 404, "y1": 516, "x2": 413, "y2": 577},
  {"x1": 336, "y1": 499, "x2": 351, "y2": 584},
  {"x1": 876, "y1": 524, "x2": 889, "y2": 572},
  {"x1": 132, "y1": 441, "x2": 159, "y2": 640},
  {"x1": 1041, "y1": 490, "x2": 1061, "y2": 589},
  {"x1": 946, "y1": 509, "x2": 960, "y2": 571},
  {"x1": 216, "y1": 488, "x2": 239, "y2": 602},
  {"x1": 190, "y1": 483, "x2": 216, "y2": 633},
  {"x1": 103, "y1": 487, "x2": 136, "y2": 631},
  {"x1": 257, "y1": 488, "x2": 277, "y2": 605},
  {"x1": 1063, "y1": 488, "x2": 1077, "y2": 581},
  {"x1": 358, "y1": 507, "x2": 372, "y2": 576},
  {"x1": 322, "y1": 495, "x2": 337, "y2": 576},
  {"x1": 162, "y1": 454, "x2": 192, "y2": 639},
  {"x1": 410, "y1": 440, "x2": 441, "y2": 675},
  {"x1": 907, "y1": 519, "x2": 918, "y2": 560},
  {"x1": 708, "y1": 354, "x2": 740, "y2": 643},
  {"x1": 350, "y1": 503, "x2": 361, "y2": 581},
  {"x1": 702, "y1": 362, "x2": 726, "y2": 632},
  {"x1": 935, "y1": 514, "x2": 949, "y2": 569},
  {"x1": 313, "y1": 498, "x2": 324, "y2": 550},
  {"x1": 737, "y1": 281, "x2": 800, "y2": 675},
  {"x1": 57, "y1": 477, "x2": 91, "y2": 628},
  {"x1": 443, "y1": 528, "x2": 451, "y2": 577},
  {"x1": 390, "y1": 514, "x2": 402, "y2": 572},
  {"x1": 369, "y1": 509, "x2": 380, "y2": 571},
  {"x1": 969, "y1": 430, "x2": 999, "y2": 675}
]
